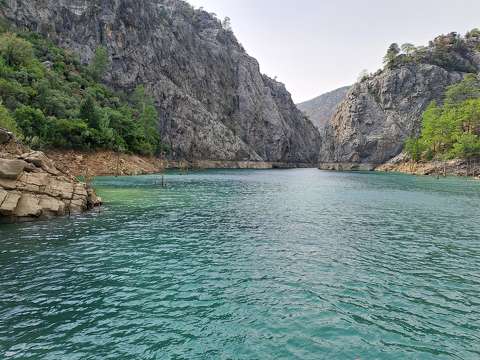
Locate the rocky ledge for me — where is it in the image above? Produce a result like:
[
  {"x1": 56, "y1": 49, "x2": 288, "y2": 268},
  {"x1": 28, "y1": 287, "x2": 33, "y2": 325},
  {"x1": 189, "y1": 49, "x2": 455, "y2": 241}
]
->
[
  {"x1": 0, "y1": 129, "x2": 101, "y2": 223},
  {"x1": 377, "y1": 153, "x2": 480, "y2": 178}
]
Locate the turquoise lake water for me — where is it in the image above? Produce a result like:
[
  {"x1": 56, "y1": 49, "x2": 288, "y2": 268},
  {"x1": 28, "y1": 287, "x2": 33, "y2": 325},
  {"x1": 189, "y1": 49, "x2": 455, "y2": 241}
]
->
[{"x1": 1, "y1": 169, "x2": 480, "y2": 359}]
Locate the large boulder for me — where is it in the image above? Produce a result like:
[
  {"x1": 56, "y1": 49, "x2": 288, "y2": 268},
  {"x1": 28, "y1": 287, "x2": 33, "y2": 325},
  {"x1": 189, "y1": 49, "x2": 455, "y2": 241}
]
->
[
  {"x1": 0, "y1": 159, "x2": 29, "y2": 180},
  {"x1": 38, "y1": 195, "x2": 66, "y2": 216},
  {"x1": 14, "y1": 194, "x2": 42, "y2": 217},
  {"x1": 0, "y1": 128, "x2": 13, "y2": 145},
  {"x1": 0, "y1": 191, "x2": 21, "y2": 216},
  {"x1": 20, "y1": 151, "x2": 61, "y2": 176}
]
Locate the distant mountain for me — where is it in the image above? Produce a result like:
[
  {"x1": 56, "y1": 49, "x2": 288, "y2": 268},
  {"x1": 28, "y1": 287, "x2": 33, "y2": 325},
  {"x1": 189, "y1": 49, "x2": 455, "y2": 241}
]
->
[{"x1": 297, "y1": 86, "x2": 350, "y2": 130}]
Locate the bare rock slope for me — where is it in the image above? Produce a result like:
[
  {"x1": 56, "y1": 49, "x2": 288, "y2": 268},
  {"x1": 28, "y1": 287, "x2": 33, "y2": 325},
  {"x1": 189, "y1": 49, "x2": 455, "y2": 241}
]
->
[{"x1": 1, "y1": 0, "x2": 320, "y2": 164}]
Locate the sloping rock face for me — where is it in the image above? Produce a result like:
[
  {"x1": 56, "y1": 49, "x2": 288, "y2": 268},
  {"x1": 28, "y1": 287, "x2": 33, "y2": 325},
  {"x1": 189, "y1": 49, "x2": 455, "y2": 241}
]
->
[
  {"x1": 297, "y1": 86, "x2": 350, "y2": 131},
  {"x1": 0, "y1": 0, "x2": 320, "y2": 164},
  {"x1": 0, "y1": 129, "x2": 101, "y2": 223},
  {"x1": 319, "y1": 33, "x2": 480, "y2": 168}
]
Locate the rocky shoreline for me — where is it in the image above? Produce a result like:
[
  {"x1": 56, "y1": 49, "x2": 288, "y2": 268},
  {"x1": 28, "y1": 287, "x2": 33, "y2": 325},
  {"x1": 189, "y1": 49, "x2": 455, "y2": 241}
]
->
[
  {"x1": 377, "y1": 161, "x2": 480, "y2": 179},
  {"x1": 318, "y1": 153, "x2": 480, "y2": 180},
  {"x1": 377, "y1": 153, "x2": 480, "y2": 179},
  {"x1": 319, "y1": 162, "x2": 377, "y2": 171},
  {"x1": 0, "y1": 129, "x2": 102, "y2": 223},
  {"x1": 0, "y1": 127, "x2": 314, "y2": 223},
  {"x1": 45, "y1": 150, "x2": 315, "y2": 177}
]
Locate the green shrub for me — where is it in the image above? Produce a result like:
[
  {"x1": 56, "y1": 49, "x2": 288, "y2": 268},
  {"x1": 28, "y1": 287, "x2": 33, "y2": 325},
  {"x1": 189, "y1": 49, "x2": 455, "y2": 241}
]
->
[
  {"x1": 404, "y1": 137, "x2": 426, "y2": 162},
  {"x1": 14, "y1": 105, "x2": 48, "y2": 138},
  {"x1": 444, "y1": 74, "x2": 480, "y2": 105},
  {"x1": 449, "y1": 133, "x2": 480, "y2": 159},
  {"x1": 79, "y1": 95, "x2": 102, "y2": 129},
  {"x1": 0, "y1": 103, "x2": 20, "y2": 135},
  {"x1": 0, "y1": 33, "x2": 34, "y2": 67},
  {"x1": 407, "y1": 76, "x2": 480, "y2": 161},
  {"x1": 46, "y1": 118, "x2": 90, "y2": 149},
  {"x1": 0, "y1": 29, "x2": 165, "y2": 155},
  {"x1": 0, "y1": 78, "x2": 32, "y2": 109},
  {"x1": 88, "y1": 46, "x2": 110, "y2": 81}
]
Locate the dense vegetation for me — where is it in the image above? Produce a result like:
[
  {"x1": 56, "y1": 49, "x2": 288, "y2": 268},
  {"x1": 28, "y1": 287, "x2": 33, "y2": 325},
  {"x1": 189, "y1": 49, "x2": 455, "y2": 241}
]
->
[
  {"x1": 0, "y1": 28, "x2": 166, "y2": 156},
  {"x1": 405, "y1": 74, "x2": 480, "y2": 162}
]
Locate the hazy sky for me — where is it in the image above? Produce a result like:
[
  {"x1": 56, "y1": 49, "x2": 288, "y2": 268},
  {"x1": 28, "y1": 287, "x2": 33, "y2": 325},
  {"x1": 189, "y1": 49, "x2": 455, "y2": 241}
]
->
[{"x1": 186, "y1": 0, "x2": 480, "y2": 103}]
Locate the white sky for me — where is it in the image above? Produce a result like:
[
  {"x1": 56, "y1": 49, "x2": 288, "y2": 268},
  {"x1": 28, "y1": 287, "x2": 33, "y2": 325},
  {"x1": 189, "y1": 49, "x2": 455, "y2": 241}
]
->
[{"x1": 187, "y1": 0, "x2": 480, "y2": 103}]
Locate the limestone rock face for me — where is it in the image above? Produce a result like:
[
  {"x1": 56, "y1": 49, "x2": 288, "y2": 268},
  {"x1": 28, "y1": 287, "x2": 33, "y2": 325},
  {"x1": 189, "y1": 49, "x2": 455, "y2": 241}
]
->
[
  {"x1": 319, "y1": 64, "x2": 464, "y2": 166},
  {"x1": 319, "y1": 33, "x2": 480, "y2": 167},
  {"x1": 0, "y1": 129, "x2": 101, "y2": 222},
  {"x1": 0, "y1": 0, "x2": 320, "y2": 164}
]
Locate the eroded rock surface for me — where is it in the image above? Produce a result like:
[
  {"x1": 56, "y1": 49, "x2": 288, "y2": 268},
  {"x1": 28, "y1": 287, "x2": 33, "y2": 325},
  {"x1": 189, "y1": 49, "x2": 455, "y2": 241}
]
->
[
  {"x1": 319, "y1": 33, "x2": 480, "y2": 168},
  {"x1": 0, "y1": 0, "x2": 320, "y2": 164},
  {"x1": 0, "y1": 129, "x2": 101, "y2": 223}
]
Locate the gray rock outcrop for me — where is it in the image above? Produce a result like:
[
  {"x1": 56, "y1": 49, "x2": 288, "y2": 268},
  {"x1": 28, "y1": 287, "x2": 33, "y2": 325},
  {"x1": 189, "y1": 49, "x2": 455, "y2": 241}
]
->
[
  {"x1": 0, "y1": 129, "x2": 101, "y2": 223},
  {"x1": 0, "y1": 0, "x2": 320, "y2": 164},
  {"x1": 297, "y1": 86, "x2": 350, "y2": 131},
  {"x1": 319, "y1": 32, "x2": 480, "y2": 168}
]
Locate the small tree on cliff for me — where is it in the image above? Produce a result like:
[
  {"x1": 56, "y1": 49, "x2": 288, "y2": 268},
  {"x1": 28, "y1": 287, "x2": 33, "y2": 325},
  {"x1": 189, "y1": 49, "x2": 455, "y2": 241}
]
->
[
  {"x1": 88, "y1": 46, "x2": 110, "y2": 81},
  {"x1": 79, "y1": 95, "x2": 101, "y2": 129},
  {"x1": 383, "y1": 43, "x2": 400, "y2": 67},
  {"x1": 357, "y1": 69, "x2": 369, "y2": 82},
  {"x1": 401, "y1": 43, "x2": 416, "y2": 56},
  {"x1": 466, "y1": 28, "x2": 480, "y2": 39},
  {"x1": 222, "y1": 17, "x2": 232, "y2": 31},
  {"x1": 0, "y1": 102, "x2": 20, "y2": 135},
  {"x1": 132, "y1": 85, "x2": 160, "y2": 154},
  {"x1": 404, "y1": 137, "x2": 426, "y2": 162}
]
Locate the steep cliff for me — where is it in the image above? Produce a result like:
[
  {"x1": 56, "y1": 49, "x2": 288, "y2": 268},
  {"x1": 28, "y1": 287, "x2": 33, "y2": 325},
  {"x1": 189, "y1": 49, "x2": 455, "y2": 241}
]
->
[
  {"x1": 297, "y1": 86, "x2": 350, "y2": 131},
  {"x1": 0, "y1": 0, "x2": 319, "y2": 164},
  {"x1": 319, "y1": 32, "x2": 480, "y2": 169}
]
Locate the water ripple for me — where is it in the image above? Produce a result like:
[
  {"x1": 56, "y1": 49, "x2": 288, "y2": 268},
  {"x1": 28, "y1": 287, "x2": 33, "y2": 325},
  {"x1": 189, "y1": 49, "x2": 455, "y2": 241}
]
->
[{"x1": 1, "y1": 170, "x2": 479, "y2": 359}]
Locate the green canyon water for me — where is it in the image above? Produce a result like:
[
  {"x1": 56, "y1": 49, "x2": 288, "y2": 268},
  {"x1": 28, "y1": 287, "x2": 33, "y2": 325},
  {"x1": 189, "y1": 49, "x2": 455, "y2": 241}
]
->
[{"x1": 1, "y1": 169, "x2": 479, "y2": 359}]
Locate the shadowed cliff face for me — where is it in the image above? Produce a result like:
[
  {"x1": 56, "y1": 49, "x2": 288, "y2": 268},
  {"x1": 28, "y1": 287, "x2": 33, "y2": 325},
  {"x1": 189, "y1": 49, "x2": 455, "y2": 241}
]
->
[
  {"x1": 319, "y1": 33, "x2": 480, "y2": 167},
  {"x1": 1, "y1": 0, "x2": 320, "y2": 163}
]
